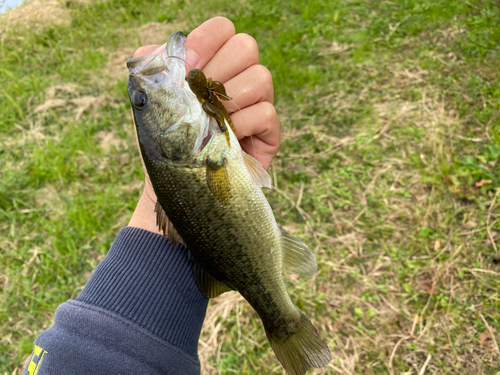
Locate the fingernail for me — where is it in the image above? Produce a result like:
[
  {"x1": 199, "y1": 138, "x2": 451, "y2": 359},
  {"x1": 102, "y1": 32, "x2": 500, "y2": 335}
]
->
[{"x1": 185, "y1": 49, "x2": 199, "y2": 69}]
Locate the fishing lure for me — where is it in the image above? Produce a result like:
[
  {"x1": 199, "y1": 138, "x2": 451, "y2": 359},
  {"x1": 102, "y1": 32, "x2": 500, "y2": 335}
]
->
[{"x1": 187, "y1": 68, "x2": 236, "y2": 147}]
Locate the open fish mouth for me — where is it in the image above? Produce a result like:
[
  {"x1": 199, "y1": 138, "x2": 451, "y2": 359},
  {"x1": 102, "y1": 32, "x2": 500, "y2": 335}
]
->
[
  {"x1": 127, "y1": 31, "x2": 187, "y2": 77},
  {"x1": 127, "y1": 53, "x2": 163, "y2": 75}
]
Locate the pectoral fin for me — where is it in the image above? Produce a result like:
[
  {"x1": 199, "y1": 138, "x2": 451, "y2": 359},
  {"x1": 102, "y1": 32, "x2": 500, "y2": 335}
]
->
[
  {"x1": 194, "y1": 263, "x2": 233, "y2": 298},
  {"x1": 279, "y1": 224, "x2": 317, "y2": 278},
  {"x1": 155, "y1": 200, "x2": 183, "y2": 246},
  {"x1": 242, "y1": 151, "x2": 272, "y2": 189},
  {"x1": 206, "y1": 158, "x2": 231, "y2": 204}
]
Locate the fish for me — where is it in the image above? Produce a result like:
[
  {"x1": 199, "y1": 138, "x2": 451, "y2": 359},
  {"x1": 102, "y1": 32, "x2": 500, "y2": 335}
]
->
[{"x1": 126, "y1": 31, "x2": 331, "y2": 375}]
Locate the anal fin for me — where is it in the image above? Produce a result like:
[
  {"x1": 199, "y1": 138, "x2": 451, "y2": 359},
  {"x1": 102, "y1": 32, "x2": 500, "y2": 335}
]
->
[
  {"x1": 279, "y1": 224, "x2": 317, "y2": 278},
  {"x1": 194, "y1": 263, "x2": 233, "y2": 298},
  {"x1": 155, "y1": 200, "x2": 184, "y2": 246}
]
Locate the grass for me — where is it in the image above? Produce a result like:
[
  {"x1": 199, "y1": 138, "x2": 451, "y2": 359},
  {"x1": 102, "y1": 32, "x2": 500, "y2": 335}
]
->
[{"x1": 1, "y1": 0, "x2": 499, "y2": 373}]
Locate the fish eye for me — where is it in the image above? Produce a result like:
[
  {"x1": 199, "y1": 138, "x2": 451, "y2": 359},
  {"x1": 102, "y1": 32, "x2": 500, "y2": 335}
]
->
[{"x1": 132, "y1": 90, "x2": 147, "y2": 110}]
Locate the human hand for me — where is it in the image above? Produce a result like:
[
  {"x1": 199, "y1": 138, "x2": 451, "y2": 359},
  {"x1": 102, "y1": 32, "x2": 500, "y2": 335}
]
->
[{"x1": 128, "y1": 17, "x2": 280, "y2": 234}]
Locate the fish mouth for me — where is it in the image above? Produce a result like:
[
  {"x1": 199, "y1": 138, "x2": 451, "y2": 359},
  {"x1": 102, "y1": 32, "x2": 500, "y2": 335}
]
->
[
  {"x1": 126, "y1": 31, "x2": 187, "y2": 77},
  {"x1": 127, "y1": 53, "x2": 166, "y2": 76},
  {"x1": 126, "y1": 54, "x2": 153, "y2": 69},
  {"x1": 127, "y1": 54, "x2": 156, "y2": 73}
]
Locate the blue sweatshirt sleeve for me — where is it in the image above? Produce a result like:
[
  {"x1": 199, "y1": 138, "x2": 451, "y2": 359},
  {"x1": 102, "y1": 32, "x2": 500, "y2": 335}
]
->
[{"x1": 23, "y1": 227, "x2": 208, "y2": 375}]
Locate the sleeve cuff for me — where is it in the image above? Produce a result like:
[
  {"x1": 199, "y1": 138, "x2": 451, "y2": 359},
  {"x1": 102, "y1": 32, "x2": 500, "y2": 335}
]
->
[{"x1": 77, "y1": 226, "x2": 208, "y2": 357}]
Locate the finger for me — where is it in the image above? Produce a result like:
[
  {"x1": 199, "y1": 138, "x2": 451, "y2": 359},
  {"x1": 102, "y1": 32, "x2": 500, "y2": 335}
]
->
[
  {"x1": 134, "y1": 44, "x2": 160, "y2": 58},
  {"x1": 202, "y1": 33, "x2": 258, "y2": 83},
  {"x1": 223, "y1": 64, "x2": 274, "y2": 113},
  {"x1": 185, "y1": 17, "x2": 235, "y2": 69},
  {"x1": 230, "y1": 101, "x2": 280, "y2": 170}
]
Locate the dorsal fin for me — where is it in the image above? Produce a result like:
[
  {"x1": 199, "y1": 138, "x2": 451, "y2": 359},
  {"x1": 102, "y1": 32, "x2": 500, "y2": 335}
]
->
[
  {"x1": 155, "y1": 200, "x2": 184, "y2": 245},
  {"x1": 242, "y1": 151, "x2": 271, "y2": 189},
  {"x1": 279, "y1": 224, "x2": 317, "y2": 278}
]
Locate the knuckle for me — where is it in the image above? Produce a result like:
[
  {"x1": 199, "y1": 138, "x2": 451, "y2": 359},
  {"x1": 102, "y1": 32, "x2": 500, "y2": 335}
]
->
[
  {"x1": 234, "y1": 33, "x2": 258, "y2": 58},
  {"x1": 251, "y1": 65, "x2": 274, "y2": 103},
  {"x1": 253, "y1": 65, "x2": 273, "y2": 86},
  {"x1": 261, "y1": 101, "x2": 277, "y2": 124}
]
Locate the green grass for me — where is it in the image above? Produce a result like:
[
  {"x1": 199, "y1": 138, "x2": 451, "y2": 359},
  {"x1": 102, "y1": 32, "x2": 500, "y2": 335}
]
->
[{"x1": 1, "y1": 0, "x2": 499, "y2": 373}]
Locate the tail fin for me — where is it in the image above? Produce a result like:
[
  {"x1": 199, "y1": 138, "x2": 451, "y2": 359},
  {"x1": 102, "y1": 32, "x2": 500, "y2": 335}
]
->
[{"x1": 265, "y1": 311, "x2": 331, "y2": 375}]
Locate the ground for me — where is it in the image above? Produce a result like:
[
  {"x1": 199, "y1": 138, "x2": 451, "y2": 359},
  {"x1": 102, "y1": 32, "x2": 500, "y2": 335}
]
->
[{"x1": 1, "y1": 0, "x2": 499, "y2": 373}]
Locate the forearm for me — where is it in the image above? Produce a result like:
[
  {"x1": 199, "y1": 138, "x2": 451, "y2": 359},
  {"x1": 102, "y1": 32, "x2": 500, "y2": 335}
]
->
[{"x1": 24, "y1": 227, "x2": 208, "y2": 375}]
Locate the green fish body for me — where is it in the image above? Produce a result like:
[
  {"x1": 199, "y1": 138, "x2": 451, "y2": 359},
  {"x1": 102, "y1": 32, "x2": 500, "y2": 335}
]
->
[{"x1": 126, "y1": 31, "x2": 331, "y2": 375}]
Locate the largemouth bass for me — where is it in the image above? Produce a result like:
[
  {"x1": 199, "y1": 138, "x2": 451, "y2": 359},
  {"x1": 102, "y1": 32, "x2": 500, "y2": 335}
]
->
[{"x1": 126, "y1": 31, "x2": 331, "y2": 375}]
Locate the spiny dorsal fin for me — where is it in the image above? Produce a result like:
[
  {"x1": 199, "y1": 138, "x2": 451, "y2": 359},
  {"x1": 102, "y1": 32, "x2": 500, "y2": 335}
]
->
[
  {"x1": 194, "y1": 263, "x2": 233, "y2": 298},
  {"x1": 206, "y1": 158, "x2": 231, "y2": 204},
  {"x1": 155, "y1": 200, "x2": 184, "y2": 245},
  {"x1": 242, "y1": 151, "x2": 271, "y2": 189},
  {"x1": 279, "y1": 224, "x2": 317, "y2": 278}
]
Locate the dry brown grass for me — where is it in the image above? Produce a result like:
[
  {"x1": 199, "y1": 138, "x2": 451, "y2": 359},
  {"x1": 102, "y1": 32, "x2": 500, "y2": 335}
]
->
[
  {"x1": 33, "y1": 84, "x2": 114, "y2": 120},
  {"x1": 0, "y1": 0, "x2": 70, "y2": 34},
  {"x1": 193, "y1": 55, "x2": 500, "y2": 372}
]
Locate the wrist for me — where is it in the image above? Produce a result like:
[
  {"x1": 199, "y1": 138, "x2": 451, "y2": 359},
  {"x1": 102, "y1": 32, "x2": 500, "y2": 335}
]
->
[{"x1": 128, "y1": 180, "x2": 162, "y2": 235}]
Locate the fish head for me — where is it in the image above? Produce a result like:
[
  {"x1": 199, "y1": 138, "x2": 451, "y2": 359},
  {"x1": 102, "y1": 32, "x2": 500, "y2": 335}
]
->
[{"x1": 126, "y1": 31, "x2": 214, "y2": 162}]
